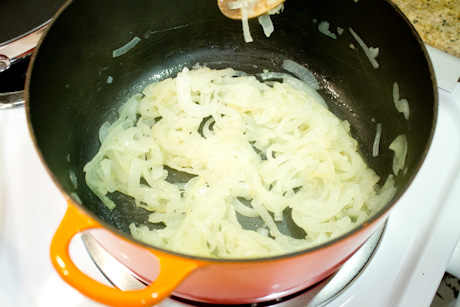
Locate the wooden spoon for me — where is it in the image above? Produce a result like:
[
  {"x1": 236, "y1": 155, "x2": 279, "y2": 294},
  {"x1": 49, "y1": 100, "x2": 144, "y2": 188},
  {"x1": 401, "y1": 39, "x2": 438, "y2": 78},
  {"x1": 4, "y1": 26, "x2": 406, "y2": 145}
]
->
[{"x1": 218, "y1": 0, "x2": 285, "y2": 20}]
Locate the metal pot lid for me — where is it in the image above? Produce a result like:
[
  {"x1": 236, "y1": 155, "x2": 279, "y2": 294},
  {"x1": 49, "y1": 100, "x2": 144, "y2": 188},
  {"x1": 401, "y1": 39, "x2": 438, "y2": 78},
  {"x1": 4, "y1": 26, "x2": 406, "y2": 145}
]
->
[
  {"x1": 0, "y1": 0, "x2": 67, "y2": 45},
  {"x1": 0, "y1": 0, "x2": 67, "y2": 72}
]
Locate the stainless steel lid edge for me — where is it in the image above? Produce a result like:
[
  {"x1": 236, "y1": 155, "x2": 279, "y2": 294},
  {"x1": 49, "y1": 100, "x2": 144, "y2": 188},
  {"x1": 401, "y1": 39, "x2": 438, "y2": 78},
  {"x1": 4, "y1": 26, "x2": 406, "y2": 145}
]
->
[
  {"x1": 0, "y1": 23, "x2": 48, "y2": 72},
  {"x1": 0, "y1": 24, "x2": 47, "y2": 108}
]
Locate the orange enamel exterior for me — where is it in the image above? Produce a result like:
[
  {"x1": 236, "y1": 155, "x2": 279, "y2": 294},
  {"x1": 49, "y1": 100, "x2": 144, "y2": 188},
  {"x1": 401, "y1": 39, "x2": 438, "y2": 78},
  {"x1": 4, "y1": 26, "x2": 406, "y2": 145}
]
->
[
  {"x1": 50, "y1": 203, "x2": 208, "y2": 307},
  {"x1": 50, "y1": 200, "x2": 390, "y2": 306},
  {"x1": 172, "y1": 213, "x2": 388, "y2": 304}
]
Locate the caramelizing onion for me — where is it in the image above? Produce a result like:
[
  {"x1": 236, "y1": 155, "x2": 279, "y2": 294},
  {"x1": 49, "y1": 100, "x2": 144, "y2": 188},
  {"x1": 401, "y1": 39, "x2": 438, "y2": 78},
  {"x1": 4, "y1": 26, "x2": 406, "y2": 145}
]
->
[{"x1": 84, "y1": 67, "x2": 396, "y2": 258}]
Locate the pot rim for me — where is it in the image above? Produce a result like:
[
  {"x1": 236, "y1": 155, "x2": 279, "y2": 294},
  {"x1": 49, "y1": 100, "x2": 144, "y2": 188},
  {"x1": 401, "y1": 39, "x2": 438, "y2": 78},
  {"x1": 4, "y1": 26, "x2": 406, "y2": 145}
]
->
[{"x1": 24, "y1": 0, "x2": 439, "y2": 264}]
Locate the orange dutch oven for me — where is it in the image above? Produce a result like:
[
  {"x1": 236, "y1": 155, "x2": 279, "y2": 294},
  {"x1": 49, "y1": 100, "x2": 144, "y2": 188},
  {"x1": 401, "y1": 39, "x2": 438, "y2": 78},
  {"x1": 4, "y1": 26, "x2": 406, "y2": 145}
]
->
[{"x1": 25, "y1": 0, "x2": 437, "y2": 306}]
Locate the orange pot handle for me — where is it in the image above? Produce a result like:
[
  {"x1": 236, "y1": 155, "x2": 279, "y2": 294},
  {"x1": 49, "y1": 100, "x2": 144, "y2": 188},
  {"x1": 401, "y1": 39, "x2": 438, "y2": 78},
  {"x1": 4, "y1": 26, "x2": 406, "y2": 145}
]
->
[{"x1": 50, "y1": 203, "x2": 207, "y2": 307}]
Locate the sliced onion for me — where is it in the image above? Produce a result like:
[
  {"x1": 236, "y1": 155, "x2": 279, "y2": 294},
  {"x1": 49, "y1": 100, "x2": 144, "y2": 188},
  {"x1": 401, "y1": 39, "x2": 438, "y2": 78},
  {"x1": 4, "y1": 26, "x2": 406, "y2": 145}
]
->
[
  {"x1": 112, "y1": 36, "x2": 141, "y2": 58},
  {"x1": 258, "y1": 71, "x2": 290, "y2": 80},
  {"x1": 282, "y1": 76, "x2": 328, "y2": 109},
  {"x1": 318, "y1": 21, "x2": 337, "y2": 39},
  {"x1": 389, "y1": 134, "x2": 408, "y2": 176},
  {"x1": 69, "y1": 169, "x2": 78, "y2": 189},
  {"x1": 84, "y1": 67, "x2": 394, "y2": 259},
  {"x1": 228, "y1": 0, "x2": 257, "y2": 9},
  {"x1": 281, "y1": 59, "x2": 320, "y2": 90},
  {"x1": 241, "y1": 8, "x2": 253, "y2": 43},
  {"x1": 258, "y1": 14, "x2": 274, "y2": 37},
  {"x1": 98, "y1": 121, "x2": 111, "y2": 143},
  {"x1": 268, "y1": 3, "x2": 284, "y2": 14},
  {"x1": 372, "y1": 123, "x2": 382, "y2": 157},
  {"x1": 258, "y1": 71, "x2": 327, "y2": 109},
  {"x1": 229, "y1": 0, "x2": 258, "y2": 43},
  {"x1": 349, "y1": 28, "x2": 379, "y2": 69},
  {"x1": 393, "y1": 82, "x2": 410, "y2": 120},
  {"x1": 368, "y1": 47, "x2": 380, "y2": 59},
  {"x1": 256, "y1": 227, "x2": 269, "y2": 237}
]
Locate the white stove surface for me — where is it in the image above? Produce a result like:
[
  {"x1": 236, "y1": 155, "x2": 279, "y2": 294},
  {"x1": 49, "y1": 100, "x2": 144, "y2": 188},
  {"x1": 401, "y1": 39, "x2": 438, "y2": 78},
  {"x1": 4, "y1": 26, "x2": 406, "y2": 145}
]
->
[{"x1": 1, "y1": 81, "x2": 460, "y2": 306}]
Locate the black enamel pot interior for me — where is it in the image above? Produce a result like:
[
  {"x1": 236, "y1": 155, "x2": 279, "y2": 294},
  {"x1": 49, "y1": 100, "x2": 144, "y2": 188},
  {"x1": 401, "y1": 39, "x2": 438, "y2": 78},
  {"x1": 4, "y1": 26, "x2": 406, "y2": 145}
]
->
[
  {"x1": 27, "y1": 0, "x2": 436, "y2": 233},
  {"x1": 25, "y1": 0, "x2": 436, "y2": 305}
]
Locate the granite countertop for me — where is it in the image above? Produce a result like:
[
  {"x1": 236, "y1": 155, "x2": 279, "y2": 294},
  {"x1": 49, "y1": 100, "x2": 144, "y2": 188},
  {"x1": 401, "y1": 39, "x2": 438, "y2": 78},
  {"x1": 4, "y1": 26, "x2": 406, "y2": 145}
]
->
[{"x1": 390, "y1": 0, "x2": 460, "y2": 58}]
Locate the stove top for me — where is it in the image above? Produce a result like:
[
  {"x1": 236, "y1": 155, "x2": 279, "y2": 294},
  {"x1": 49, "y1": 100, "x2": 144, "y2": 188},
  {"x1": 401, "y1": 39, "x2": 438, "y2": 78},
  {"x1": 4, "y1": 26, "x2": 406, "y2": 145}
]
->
[{"x1": 1, "y1": 57, "x2": 460, "y2": 307}]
